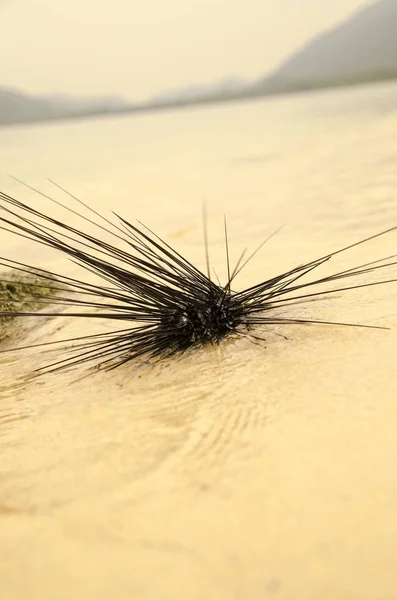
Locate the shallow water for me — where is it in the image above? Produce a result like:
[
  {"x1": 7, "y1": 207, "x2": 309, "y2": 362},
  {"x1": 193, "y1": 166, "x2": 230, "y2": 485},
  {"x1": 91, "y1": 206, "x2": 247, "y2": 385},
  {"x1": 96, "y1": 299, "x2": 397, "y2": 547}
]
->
[{"x1": 1, "y1": 82, "x2": 397, "y2": 600}]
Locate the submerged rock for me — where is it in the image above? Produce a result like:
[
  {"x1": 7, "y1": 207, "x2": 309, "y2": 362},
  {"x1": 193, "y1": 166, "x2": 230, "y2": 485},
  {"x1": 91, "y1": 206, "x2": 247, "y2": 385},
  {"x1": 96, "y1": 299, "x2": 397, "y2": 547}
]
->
[{"x1": 0, "y1": 272, "x2": 58, "y2": 342}]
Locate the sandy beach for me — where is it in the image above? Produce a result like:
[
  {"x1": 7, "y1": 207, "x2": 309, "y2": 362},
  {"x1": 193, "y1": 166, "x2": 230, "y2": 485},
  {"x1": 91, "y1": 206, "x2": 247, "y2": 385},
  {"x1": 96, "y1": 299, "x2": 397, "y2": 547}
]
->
[{"x1": 1, "y1": 83, "x2": 397, "y2": 600}]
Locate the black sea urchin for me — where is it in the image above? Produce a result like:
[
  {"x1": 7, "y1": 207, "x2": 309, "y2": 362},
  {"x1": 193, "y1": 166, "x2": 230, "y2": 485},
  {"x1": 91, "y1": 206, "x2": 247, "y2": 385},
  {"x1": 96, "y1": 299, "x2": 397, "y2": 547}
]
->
[{"x1": 0, "y1": 180, "x2": 397, "y2": 375}]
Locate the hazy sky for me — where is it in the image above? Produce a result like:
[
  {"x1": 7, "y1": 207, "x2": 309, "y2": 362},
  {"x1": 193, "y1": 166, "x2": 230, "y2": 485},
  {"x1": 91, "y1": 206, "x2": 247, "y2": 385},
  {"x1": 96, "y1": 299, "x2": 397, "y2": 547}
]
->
[{"x1": 1, "y1": 0, "x2": 368, "y2": 100}]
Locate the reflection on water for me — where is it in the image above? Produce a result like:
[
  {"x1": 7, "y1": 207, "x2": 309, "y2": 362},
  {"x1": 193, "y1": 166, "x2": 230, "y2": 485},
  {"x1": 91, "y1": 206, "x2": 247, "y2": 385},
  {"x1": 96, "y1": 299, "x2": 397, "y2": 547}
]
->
[{"x1": 1, "y1": 82, "x2": 397, "y2": 600}]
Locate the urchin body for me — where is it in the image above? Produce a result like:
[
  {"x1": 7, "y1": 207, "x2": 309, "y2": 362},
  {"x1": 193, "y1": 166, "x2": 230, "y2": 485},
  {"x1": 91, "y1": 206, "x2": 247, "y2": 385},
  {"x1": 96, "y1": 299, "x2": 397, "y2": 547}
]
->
[{"x1": 159, "y1": 287, "x2": 244, "y2": 351}]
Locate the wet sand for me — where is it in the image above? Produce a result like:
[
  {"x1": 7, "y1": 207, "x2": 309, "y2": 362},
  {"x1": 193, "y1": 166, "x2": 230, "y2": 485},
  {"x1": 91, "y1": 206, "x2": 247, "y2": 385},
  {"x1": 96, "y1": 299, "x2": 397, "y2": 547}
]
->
[{"x1": 1, "y1": 83, "x2": 397, "y2": 599}]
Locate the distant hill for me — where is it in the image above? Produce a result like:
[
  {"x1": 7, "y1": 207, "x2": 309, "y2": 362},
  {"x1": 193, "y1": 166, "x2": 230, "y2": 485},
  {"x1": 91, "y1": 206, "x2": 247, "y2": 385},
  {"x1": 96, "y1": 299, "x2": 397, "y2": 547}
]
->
[
  {"x1": 0, "y1": 87, "x2": 126, "y2": 126},
  {"x1": 148, "y1": 78, "x2": 248, "y2": 104},
  {"x1": 2, "y1": 0, "x2": 397, "y2": 127},
  {"x1": 148, "y1": 0, "x2": 397, "y2": 101},
  {"x1": 0, "y1": 87, "x2": 55, "y2": 124},
  {"x1": 252, "y1": 0, "x2": 397, "y2": 94}
]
